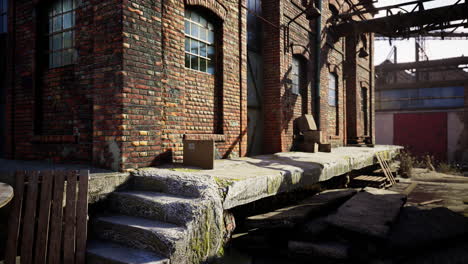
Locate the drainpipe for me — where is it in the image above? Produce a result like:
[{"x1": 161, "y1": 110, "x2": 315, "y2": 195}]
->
[
  {"x1": 314, "y1": 0, "x2": 322, "y2": 129},
  {"x1": 238, "y1": 0, "x2": 243, "y2": 155},
  {"x1": 8, "y1": 0, "x2": 16, "y2": 158}
]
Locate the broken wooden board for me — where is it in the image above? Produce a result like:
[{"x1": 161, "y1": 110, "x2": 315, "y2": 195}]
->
[
  {"x1": 326, "y1": 187, "x2": 406, "y2": 239},
  {"x1": 350, "y1": 175, "x2": 386, "y2": 188},
  {"x1": 245, "y1": 189, "x2": 357, "y2": 229}
]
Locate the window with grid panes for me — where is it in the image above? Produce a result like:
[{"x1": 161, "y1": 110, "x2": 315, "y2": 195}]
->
[
  {"x1": 184, "y1": 9, "x2": 215, "y2": 74},
  {"x1": 328, "y1": 72, "x2": 338, "y2": 107},
  {"x1": 0, "y1": 0, "x2": 7, "y2": 33},
  {"x1": 48, "y1": 0, "x2": 77, "y2": 68}
]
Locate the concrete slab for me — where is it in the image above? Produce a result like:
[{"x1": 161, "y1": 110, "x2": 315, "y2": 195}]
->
[
  {"x1": 244, "y1": 189, "x2": 356, "y2": 229},
  {"x1": 0, "y1": 145, "x2": 401, "y2": 209},
  {"x1": 207, "y1": 145, "x2": 401, "y2": 208},
  {"x1": 326, "y1": 187, "x2": 406, "y2": 239}
]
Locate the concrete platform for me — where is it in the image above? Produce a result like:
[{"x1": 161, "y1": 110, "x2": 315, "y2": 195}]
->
[
  {"x1": 161, "y1": 145, "x2": 402, "y2": 209},
  {"x1": 0, "y1": 145, "x2": 401, "y2": 208}
]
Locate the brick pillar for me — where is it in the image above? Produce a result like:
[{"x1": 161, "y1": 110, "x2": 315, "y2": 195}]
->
[
  {"x1": 262, "y1": 0, "x2": 283, "y2": 153},
  {"x1": 345, "y1": 34, "x2": 358, "y2": 143},
  {"x1": 91, "y1": 0, "x2": 125, "y2": 171}
]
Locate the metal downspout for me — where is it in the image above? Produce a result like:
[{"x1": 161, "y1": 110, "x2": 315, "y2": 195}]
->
[
  {"x1": 314, "y1": 0, "x2": 322, "y2": 129},
  {"x1": 9, "y1": 0, "x2": 16, "y2": 158}
]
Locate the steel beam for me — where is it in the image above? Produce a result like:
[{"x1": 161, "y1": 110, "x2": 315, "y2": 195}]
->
[
  {"x1": 333, "y1": 3, "x2": 468, "y2": 37},
  {"x1": 376, "y1": 57, "x2": 468, "y2": 72}
]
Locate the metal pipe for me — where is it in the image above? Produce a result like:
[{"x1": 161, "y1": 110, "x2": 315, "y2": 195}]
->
[
  {"x1": 238, "y1": 0, "x2": 243, "y2": 155},
  {"x1": 314, "y1": 0, "x2": 322, "y2": 129},
  {"x1": 8, "y1": 0, "x2": 16, "y2": 158}
]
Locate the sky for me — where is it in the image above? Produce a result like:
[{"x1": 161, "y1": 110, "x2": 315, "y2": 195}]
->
[{"x1": 373, "y1": 0, "x2": 468, "y2": 65}]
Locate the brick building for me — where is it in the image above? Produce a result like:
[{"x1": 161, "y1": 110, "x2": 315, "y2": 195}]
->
[{"x1": 2, "y1": 0, "x2": 375, "y2": 171}]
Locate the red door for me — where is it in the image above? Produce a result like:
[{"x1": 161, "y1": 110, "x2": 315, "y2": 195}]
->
[{"x1": 394, "y1": 112, "x2": 447, "y2": 162}]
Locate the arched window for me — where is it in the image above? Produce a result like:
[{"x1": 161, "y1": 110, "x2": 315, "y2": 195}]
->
[
  {"x1": 47, "y1": 0, "x2": 77, "y2": 68},
  {"x1": 184, "y1": 9, "x2": 215, "y2": 74}
]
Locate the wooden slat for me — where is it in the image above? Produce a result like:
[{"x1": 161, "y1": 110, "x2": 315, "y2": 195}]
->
[
  {"x1": 75, "y1": 170, "x2": 89, "y2": 264},
  {"x1": 48, "y1": 172, "x2": 66, "y2": 264},
  {"x1": 377, "y1": 154, "x2": 394, "y2": 185},
  {"x1": 34, "y1": 171, "x2": 54, "y2": 264},
  {"x1": 20, "y1": 172, "x2": 40, "y2": 264},
  {"x1": 64, "y1": 171, "x2": 78, "y2": 264},
  {"x1": 5, "y1": 171, "x2": 26, "y2": 264}
]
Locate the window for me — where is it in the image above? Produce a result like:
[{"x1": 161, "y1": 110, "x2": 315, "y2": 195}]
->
[
  {"x1": 47, "y1": 0, "x2": 77, "y2": 68},
  {"x1": 291, "y1": 57, "x2": 301, "y2": 95},
  {"x1": 328, "y1": 72, "x2": 338, "y2": 106},
  {"x1": 0, "y1": 0, "x2": 7, "y2": 33},
  {"x1": 184, "y1": 9, "x2": 215, "y2": 74}
]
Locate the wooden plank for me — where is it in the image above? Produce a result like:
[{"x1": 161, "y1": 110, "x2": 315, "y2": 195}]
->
[
  {"x1": 75, "y1": 170, "x2": 89, "y2": 264},
  {"x1": 402, "y1": 182, "x2": 418, "y2": 196},
  {"x1": 5, "y1": 171, "x2": 26, "y2": 264},
  {"x1": 64, "y1": 171, "x2": 78, "y2": 264},
  {"x1": 377, "y1": 154, "x2": 394, "y2": 185},
  {"x1": 48, "y1": 172, "x2": 66, "y2": 264},
  {"x1": 419, "y1": 199, "x2": 444, "y2": 206},
  {"x1": 20, "y1": 172, "x2": 39, "y2": 264},
  {"x1": 34, "y1": 171, "x2": 54, "y2": 264}
]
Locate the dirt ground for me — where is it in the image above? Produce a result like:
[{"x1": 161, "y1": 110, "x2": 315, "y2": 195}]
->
[{"x1": 391, "y1": 168, "x2": 468, "y2": 217}]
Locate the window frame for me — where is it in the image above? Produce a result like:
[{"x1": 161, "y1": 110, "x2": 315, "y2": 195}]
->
[
  {"x1": 46, "y1": 0, "x2": 78, "y2": 69},
  {"x1": 328, "y1": 72, "x2": 338, "y2": 107},
  {"x1": 184, "y1": 9, "x2": 216, "y2": 74}
]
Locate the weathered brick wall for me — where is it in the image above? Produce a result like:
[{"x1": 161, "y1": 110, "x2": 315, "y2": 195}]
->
[
  {"x1": 155, "y1": 0, "x2": 247, "y2": 165},
  {"x1": 6, "y1": 0, "x2": 375, "y2": 171},
  {"x1": 7, "y1": 0, "x2": 123, "y2": 168}
]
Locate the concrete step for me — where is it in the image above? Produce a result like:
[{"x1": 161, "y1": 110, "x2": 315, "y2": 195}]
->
[
  {"x1": 87, "y1": 240, "x2": 170, "y2": 264},
  {"x1": 93, "y1": 215, "x2": 186, "y2": 258},
  {"x1": 109, "y1": 191, "x2": 197, "y2": 225},
  {"x1": 132, "y1": 170, "x2": 205, "y2": 198}
]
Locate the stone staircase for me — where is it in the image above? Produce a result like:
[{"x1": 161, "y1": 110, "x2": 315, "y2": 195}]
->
[{"x1": 87, "y1": 169, "x2": 226, "y2": 264}]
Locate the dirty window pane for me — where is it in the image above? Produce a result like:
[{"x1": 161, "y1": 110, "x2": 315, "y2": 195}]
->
[
  {"x1": 185, "y1": 38, "x2": 190, "y2": 52},
  {"x1": 291, "y1": 57, "x2": 300, "y2": 95},
  {"x1": 185, "y1": 53, "x2": 191, "y2": 68},
  {"x1": 53, "y1": 16, "x2": 62, "y2": 31},
  {"x1": 190, "y1": 39, "x2": 199, "y2": 55},
  {"x1": 190, "y1": 55, "x2": 199, "y2": 71},
  {"x1": 200, "y1": 43, "x2": 207, "y2": 57},
  {"x1": 63, "y1": 12, "x2": 73, "y2": 29},
  {"x1": 53, "y1": 34, "x2": 62, "y2": 50},
  {"x1": 329, "y1": 72, "x2": 337, "y2": 106},
  {"x1": 200, "y1": 58, "x2": 207, "y2": 72},
  {"x1": 63, "y1": 31, "x2": 73, "y2": 48}
]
